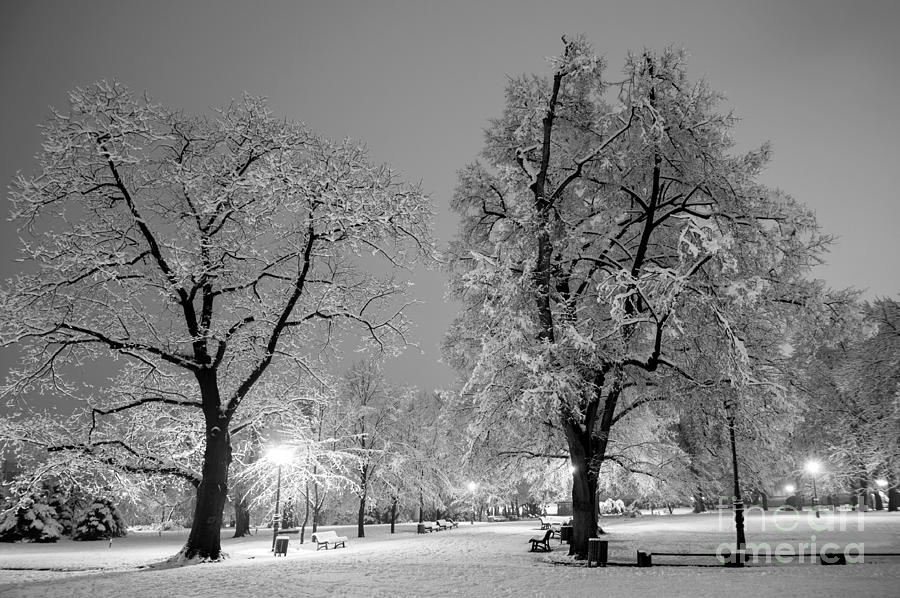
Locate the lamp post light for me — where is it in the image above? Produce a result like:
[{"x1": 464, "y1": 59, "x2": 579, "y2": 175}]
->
[
  {"x1": 468, "y1": 481, "x2": 479, "y2": 523},
  {"x1": 784, "y1": 483, "x2": 795, "y2": 494},
  {"x1": 805, "y1": 460, "x2": 822, "y2": 519},
  {"x1": 724, "y1": 396, "x2": 745, "y2": 567},
  {"x1": 268, "y1": 445, "x2": 293, "y2": 551}
]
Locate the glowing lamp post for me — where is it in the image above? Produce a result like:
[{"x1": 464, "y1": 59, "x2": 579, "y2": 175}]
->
[
  {"x1": 784, "y1": 484, "x2": 795, "y2": 494},
  {"x1": 468, "y1": 481, "x2": 479, "y2": 523},
  {"x1": 723, "y1": 396, "x2": 745, "y2": 567},
  {"x1": 268, "y1": 445, "x2": 293, "y2": 551},
  {"x1": 805, "y1": 460, "x2": 822, "y2": 518}
]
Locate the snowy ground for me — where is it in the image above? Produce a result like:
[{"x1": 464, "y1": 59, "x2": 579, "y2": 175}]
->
[{"x1": 1, "y1": 511, "x2": 898, "y2": 597}]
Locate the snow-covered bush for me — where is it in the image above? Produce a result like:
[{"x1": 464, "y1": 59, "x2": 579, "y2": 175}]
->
[
  {"x1": 0, "y1": 497, "x2": 63, "y2": 543},
  {"x1": 45, "y1": 483, "x2": 78, "y2": 535},
  {"x1": 72, "y1": 498, "x2": 127, "y2": 541}
]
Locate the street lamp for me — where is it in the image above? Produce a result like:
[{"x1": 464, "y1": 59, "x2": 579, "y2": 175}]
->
[
  {"x1": 467, "y1": 481, "x2": 478, "y2": 523},
  {"x1": 805, "y1": 460, "x2": 822, "y2": 519},
  {"x1": 268, "y1": 445, "x2": 293, "y2": 551},
  {"x1": 724, "y1": 396, "x2": 745, "y2": 567},
  {"x1": 784, "y1": 484, "x2": 795, "y2": 494}
]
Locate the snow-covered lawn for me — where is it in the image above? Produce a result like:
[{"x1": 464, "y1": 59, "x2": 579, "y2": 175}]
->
[{"x1": 1, "y1": 511, "x2": 898, "y2": 597}]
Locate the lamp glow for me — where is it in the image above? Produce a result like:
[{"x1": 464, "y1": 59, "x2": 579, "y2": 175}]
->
[
  {"x1": 267, "y1": 445, "x2": 293, "y2": 465},
  {"x1": 468, "y1": 481, "x2": 478, "y2": 492},
  {"x1": 805, "y1": 460, "x2": 821, "y2": 475},
  {"x1": 784, "y1": 484, "x2": 795, "y2": 494},
  {"x1": 876, "y1": 479, "x2": 888, "y2": 488}
]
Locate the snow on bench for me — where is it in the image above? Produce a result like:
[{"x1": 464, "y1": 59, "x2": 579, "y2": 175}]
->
[{"x1": 311, "y1": 530, "x2": 348, "y2": 550}]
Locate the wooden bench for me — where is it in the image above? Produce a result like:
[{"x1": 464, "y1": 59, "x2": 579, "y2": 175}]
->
[
  {"x1": 311, "y1": 530, "x2": 348, "y2": 550},
  {"x1": 436, "y1": 519, "x2": 453, "y2": 530},
  {"x1": 446, "y1": 519, "x2": 459, "y2": 528},
  {"x1": 540, "y1": 516, "x2": 571, "y2": 529},
  {"x1": 529, "y1": 529, "x2": 552, "y2": 552}
]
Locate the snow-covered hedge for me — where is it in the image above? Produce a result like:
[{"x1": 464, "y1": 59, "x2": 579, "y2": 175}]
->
[
  {"x1": 0, "y1": 497, "x2": 64, "y2": 543},
  {"x1": 72, "y1": 498, "x2": 127, "y2": 541}
]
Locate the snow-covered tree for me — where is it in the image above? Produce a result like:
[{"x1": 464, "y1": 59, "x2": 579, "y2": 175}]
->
[
  {"x1": 795, "y1": 297, "x2": 900, "y2": 506},
  {"x1": 0, "y1": 493, "x2": 63, "y2": 543},
  {"x1": 446, "y1": 38, "x2": 831, "y2": 556},
  {"x1": 0, "y1": 82, "x2": 433, "y2": 560},
  {"x1": 71, "y1": 497, "x2": 127, "y2": 541}
]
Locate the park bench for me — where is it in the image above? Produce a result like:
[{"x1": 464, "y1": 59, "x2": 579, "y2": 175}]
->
[
  {"x1": 529, "y1": 529, "x2": 553, "y2": 552},
  {"x1": 311, "y1": 530, "x2": 348, "y2": 550},
  {"x1": 539, "y1": 516, "x2": 571, "y2": 529},
  {"x1": 446, "y1": 519, "x2": 459, "y2": 528},
  {"x1": 419, "y1": 521, "x2": 436, "y2": 533},
  {"x1": 436, "y1": 519, "x2": 453, "y2": 530}
]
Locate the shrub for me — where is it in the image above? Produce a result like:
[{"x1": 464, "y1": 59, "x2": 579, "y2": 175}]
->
[
  {"x1": 72, "y1": 498, "x2": 127, "y2": 541},
  {"x1": 0, "y1": 497, "x2": 63, "y2": 543}
]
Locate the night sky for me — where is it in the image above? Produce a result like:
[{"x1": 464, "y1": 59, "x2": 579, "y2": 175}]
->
[{"x1": 2, "y1": 0, "x2": 898, "y2": 393}]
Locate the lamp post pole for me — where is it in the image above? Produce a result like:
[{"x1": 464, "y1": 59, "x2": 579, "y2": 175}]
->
[
  {"x1": 271, "y1": 462, "x2": 283, "y2": 551},
  {"x1": 806, "y1": 460, "x2": 821, "y2": 519},
  {"x1": 725, "y1": 396, "x2": 745, "y2": 567},
  {"x1": 811, "y1": 471, "x2": 820, "y2": 518}
]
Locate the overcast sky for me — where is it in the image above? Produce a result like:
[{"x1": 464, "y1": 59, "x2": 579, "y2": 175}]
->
[{"x1": 2, "y1": 0, "x2": 898, "y2": 392}]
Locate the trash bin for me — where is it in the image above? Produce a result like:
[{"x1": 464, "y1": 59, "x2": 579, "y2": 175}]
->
[
  {"x1": 587, "y1": 538, "x2": 608, "y2": 568},
  {"x1": 560, "y1": 525, "x2": 573, "y2": 544},
  {"x1": 274, "y1": 535, "x2": 289, "y2": 556},
  {"x1": 819, "y1": 549, "x2": 847, "y2": 566},
  {"x1": 637, "y1": 550, "x2": 652, "y2": 567}
]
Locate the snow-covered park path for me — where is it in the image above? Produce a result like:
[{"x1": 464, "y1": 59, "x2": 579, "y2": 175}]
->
[{"x1": 1, "y1": 512, "x2": 899, "y2": 597}]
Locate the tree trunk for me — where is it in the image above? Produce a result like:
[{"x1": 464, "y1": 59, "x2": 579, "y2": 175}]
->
[
  {"x1": 564, "y1": 422, "x2": 599, "y2": 558},
  {"x1": 183, "y1": 413, "x2": 232, "y2": 559},
  {"x1": 357, "y1": 466, "x2": 368, "y2": 538},
  {"x1": 357, "y1": 494, "x2": 367, "y2": 538},
  {"x1": 312, "y1": 484, "x2": 322, "y2": 533},
  {"x1": 857, "y1": 475, "x2": 868, "y2": 512},
  {"x1": 888, "y1": 486, "x2": 900, "y2": 512},
  {"x1": 300, "y1": 482, "x2": 310, "y2": 544},
  {"x1": 390, "y1": 496, "x2": 397, "y2": 534},
  {"x1": 232, "y1": 497, "x2": 251, "y2": 538}
]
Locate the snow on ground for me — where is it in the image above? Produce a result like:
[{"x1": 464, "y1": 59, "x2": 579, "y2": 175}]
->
[{"x1": 1, "y1": 511, "x2": 898, "y2": 597}]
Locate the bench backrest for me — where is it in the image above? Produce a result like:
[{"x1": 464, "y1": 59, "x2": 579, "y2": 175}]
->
[
  {"x1": 313, "y1": 531, "x2": 339, "y2": 542},
  {"x1": 437, "y1": 519, "x2": 448, "y2": 525}
]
